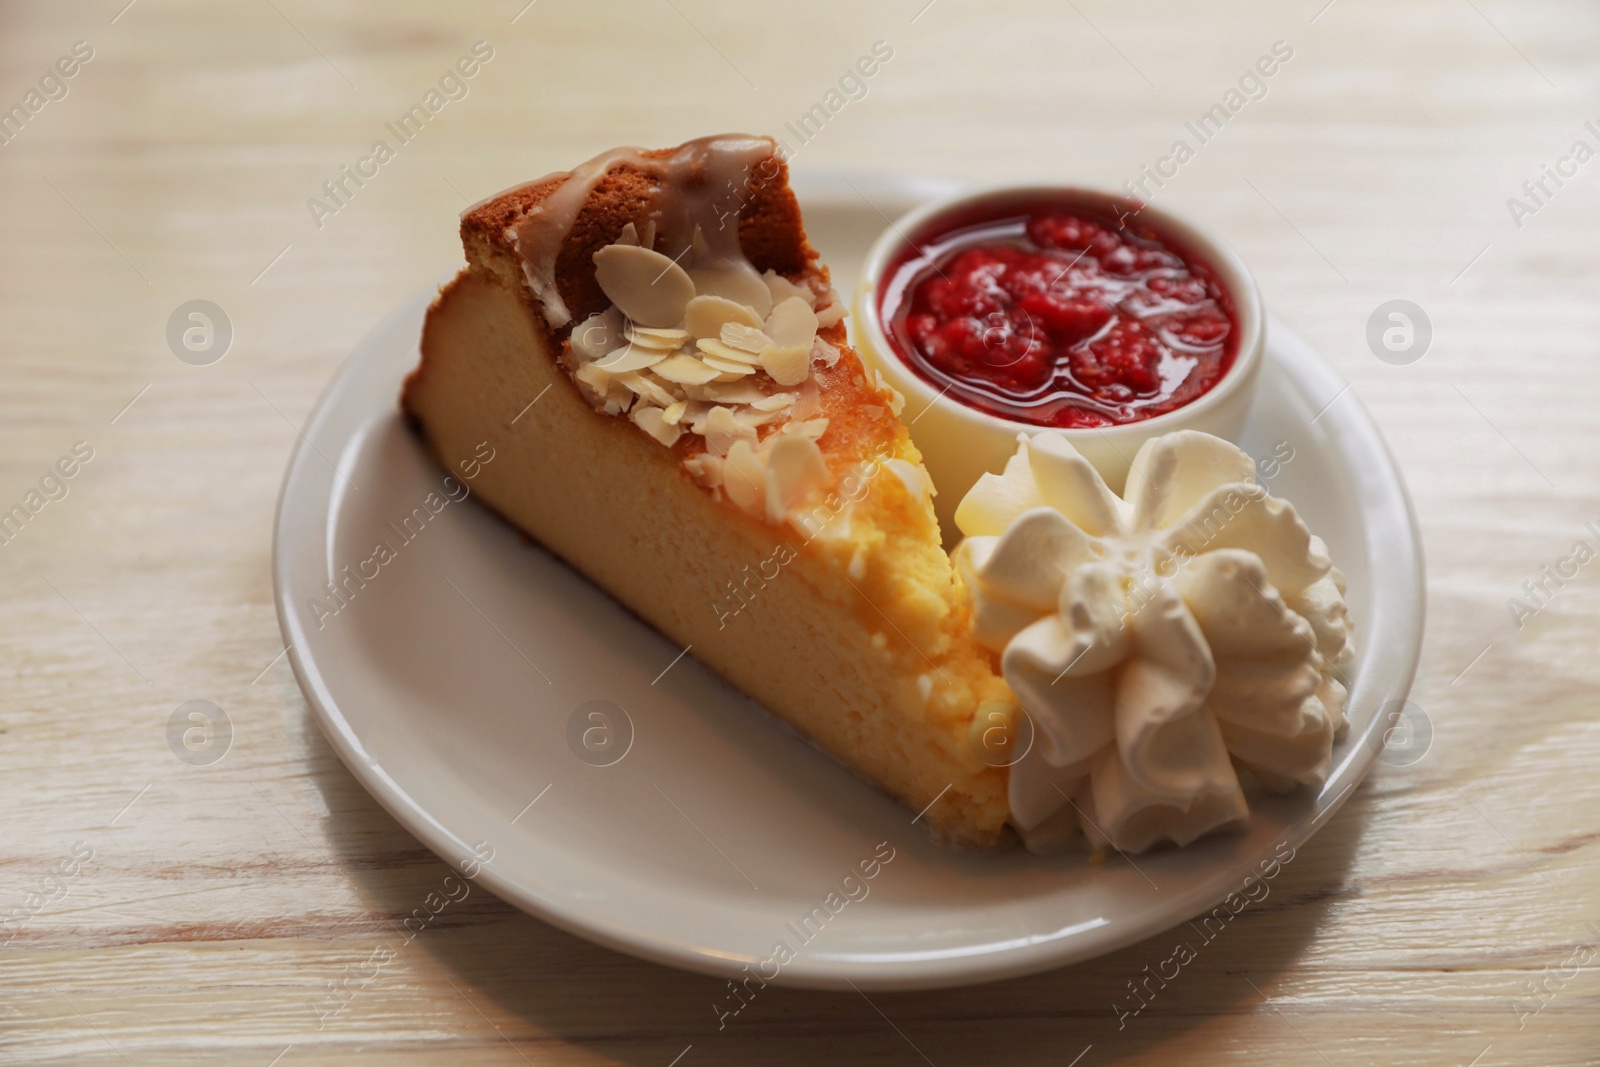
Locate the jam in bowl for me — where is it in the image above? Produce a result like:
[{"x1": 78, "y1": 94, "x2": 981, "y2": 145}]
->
[{"x1": 854, "y1": 186, "x2": 1264, "y2": 536}]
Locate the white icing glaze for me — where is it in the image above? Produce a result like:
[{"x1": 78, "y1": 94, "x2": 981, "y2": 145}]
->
[{"x1": 953, "y1": 430, "x2": 1353, "y2": 854}]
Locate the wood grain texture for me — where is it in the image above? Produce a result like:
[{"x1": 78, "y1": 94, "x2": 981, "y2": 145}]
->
[{"x1": 2, "y1": 0, "x2": 1597, "y2": 1063}]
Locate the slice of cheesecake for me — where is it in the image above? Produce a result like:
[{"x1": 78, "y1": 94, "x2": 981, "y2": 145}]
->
[{"x1": 402, "y1": 134, "x2": 1013, "y2": 846}]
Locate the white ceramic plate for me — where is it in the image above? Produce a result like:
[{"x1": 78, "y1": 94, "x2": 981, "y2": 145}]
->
[{"x1": 273, "y1": 172, "x2": 1424, "y2": 991}]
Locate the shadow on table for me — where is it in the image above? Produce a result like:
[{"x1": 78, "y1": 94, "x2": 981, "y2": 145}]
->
[{"x1": 303, "y1": 712, "x2": 1369, "y2": 1066}]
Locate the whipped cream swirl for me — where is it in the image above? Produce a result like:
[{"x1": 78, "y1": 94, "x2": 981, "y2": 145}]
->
[{"x1": 953, "y1": 431, "x2": 1353, "y2": 854}]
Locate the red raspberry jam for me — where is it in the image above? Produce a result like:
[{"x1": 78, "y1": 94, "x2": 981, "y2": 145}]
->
[{"x1": 879, "y1": 202, "x2": 1237, "y2": 428}]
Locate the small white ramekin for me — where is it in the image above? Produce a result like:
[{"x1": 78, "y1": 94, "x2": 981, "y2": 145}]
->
[{"x1": 853, "y1": 185, "x2": 1265, "y2": 537}]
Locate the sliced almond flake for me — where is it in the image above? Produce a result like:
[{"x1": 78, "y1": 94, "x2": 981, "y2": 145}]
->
[
  {"x1": 680, "y1": 398, "x2": 714, "y2": 425},
  {"x1": 617, "y1": 372, "x2": 678, "y2": 408},
  {"x1": 703, "y1": 405, "x2": 759, "y2": 457},
  {"x1": 764, "y1": 269, "x2": 816, "y2": 309},
  {"x1": 810, "y1": 338, "x2": 841, "y2": 368},
  {"x1": 700, "y1": 356, "x2": 755, "y2": 377},
  {"x1": 594, "y1": 344, "x2": 668, "y2": 374},
  {"x1": 872, "y1": 369, "x2": 908, "y2": 416},
  {"x1": 723, "y1": 404, "x2": 765, "y2": 433},
  {"x1": 689, "y1": 265, "x2": 773, "y2": 317},
  {"x1": 798, "y1": 417, "x2": 829, "y2": 439},
  {"x1": 758, "y1": 342, "x2": 811, "y2": 387},
  {"x1": 721, "y1": 322, "x2": 773, "y2": 353},
  {"x1": 764, "y1": 433, "x2": 830, "y2": 521},
  {"x1": 748, "y1": 392, "x2": 796, "y2": 412},
  {"x1": 739, "y1": 407, "x2": 788, "y2": 428},
  {"x1": 722, "y1": 439, "x2": 766, "y2": 516},
  {"x1": 615, "y1": 222, "x2": 640, "y2": 247},
  {"x1": 571, "y1": 308, "x2": 625, "y2": 362},
  {"x1": 712, "y1": 370, "x2": 750, "y2": 384},
  {"x1": 640, "y1": 218, "x2": 658, "y2": 249},
  {"x1": 815, "y1": 302, "x2": 846, "y2": 328},
  {"x1": 574, "y1": 361, "x2": 611, "y2": 394},
  {"x1": 685, "y1": 294, "x2": 763, "y2": 340},
  {"x1": 620, "y1": 338, "x2": 683, "y2": 358},
  {"x1": 631, "y1": 404, "x2": 684, "y2": 447},
  {"x1": 662, "y1": 399, "x2": 688, "y2": 425},
  {"x1": 600, "y1": 380, "x2": 635, "y2": 415},
  {"x1": 594, "y1": 244, "x2": 695, "y2": 328},
  {"x1": 650, "y1": 353, "x2": 722, "y2": 385},
  {"x1": 765, "y1": 296, "x2": 819, "y2": 349},
  {"x1": 701, "y1": 354, "x2": 757, "y2": 377},
  {"x1": 700, "y1": 382, "x2": 768, "y2": 405},
  {"x1": 625, "y1": 324, "x2": 690, "y2": 348},
  {"x1": 683, "y1": 452, "x2": 724, "y2": 488},
  {"x1": 697, "y1": 337, "x2": 762, "y2": 365}
]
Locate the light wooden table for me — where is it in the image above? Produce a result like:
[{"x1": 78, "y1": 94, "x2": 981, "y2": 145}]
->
[{"x1": 3, "y1": 0, "x2": 1597, "y2": 1063}]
